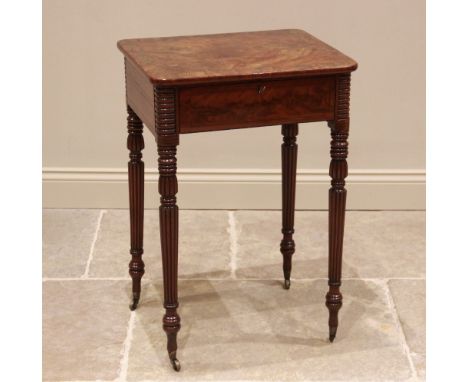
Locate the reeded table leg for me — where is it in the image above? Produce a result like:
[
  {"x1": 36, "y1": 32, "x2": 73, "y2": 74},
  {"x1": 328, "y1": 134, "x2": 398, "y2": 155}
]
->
[
  {"x1": 280, "y1": 123, "x2": 298, "y2": 290},
  {"x1": 127, "y1": 106, "x2": 145, "y2": 311},
  {"x1": 158, "y1": 143, "x2": 181, "y2": 372},
  {"x1": 326, "y1": 74, "x2": 350, "y2": 342}
]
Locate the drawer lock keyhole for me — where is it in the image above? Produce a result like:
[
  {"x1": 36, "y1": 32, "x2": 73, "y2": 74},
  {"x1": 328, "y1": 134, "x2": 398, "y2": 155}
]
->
[{"x1": 258, "y1": 85, "x2": 267, "y2": 94}]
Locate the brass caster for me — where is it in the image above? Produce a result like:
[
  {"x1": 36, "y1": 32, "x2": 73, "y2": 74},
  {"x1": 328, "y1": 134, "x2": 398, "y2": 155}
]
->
[
  {"x1": 129, "y1": 297, "x2": 139, "y2": 311},
  {"x1": 169, "y1": 353, "x2": 181, "y2": 372},
  {"x1": 283, "y1": 279, "x2": 291, "y2": 290}
]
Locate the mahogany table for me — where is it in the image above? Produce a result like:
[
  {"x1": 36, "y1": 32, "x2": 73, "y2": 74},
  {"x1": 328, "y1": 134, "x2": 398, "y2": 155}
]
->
[{"x1": 117, "y1": 29, "x2": 357, "y2": 371}]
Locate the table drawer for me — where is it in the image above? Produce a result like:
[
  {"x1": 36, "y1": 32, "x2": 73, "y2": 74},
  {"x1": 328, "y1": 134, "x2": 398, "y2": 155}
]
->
[{"x1": 178, "y1": 76, "x2": 335, "y2": 133}]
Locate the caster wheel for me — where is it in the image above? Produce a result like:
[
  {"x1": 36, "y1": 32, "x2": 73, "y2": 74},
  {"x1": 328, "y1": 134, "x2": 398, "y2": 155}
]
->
[
  {"x1": 170, "y1": 358, "x2": 181, "y2": 372},
  {"x1": 283, "y1": 279, "x2": 291, "y2": 290}
]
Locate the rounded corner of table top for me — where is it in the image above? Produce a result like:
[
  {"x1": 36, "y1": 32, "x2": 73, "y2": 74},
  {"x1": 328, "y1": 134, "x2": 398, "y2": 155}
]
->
[
  {"x1": 343, "y1": 61, "x2": 358, "y2": 73},
  {"x1": 117, "y1": 30, "x2": 359, "y2": 87},
  {"x1": 116, "y1": 39, "x2": 130, "y2": 52}
]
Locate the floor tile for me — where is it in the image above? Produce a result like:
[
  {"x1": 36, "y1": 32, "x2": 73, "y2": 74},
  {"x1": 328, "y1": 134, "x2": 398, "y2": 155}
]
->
[
  {"x1": 234, "y1": 210, "x2": 324, "y2": 280},
  {"x1": 389, "y1": 279, "x2": 426, "y2": 379},
  {"x1": 42, "y1": 210, "x2": 426, "y2": 381},
  {"x1": 345, "y1": 212, "x2": 425, "y2": 278},
  {"x1": 127, "y1": 279, "x2": 411, "y2": 381},
  {"x1": 42, "y1": 280, "x2": 130, "y2": 381},
  {"x1": 90, "y1": 210, "x2": 231, "y2": 279},
  {"x1": 43, "y1": 209, "x2": 101, "y2": 278},
  {"x1": 235, "y1": 211, "x2": 425, "y2": 279}
]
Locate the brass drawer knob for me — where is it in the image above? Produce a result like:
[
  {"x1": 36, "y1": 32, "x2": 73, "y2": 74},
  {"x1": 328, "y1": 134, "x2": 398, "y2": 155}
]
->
[{"x1": 258, "y1": 85, "x2": 267, "y2": 94}]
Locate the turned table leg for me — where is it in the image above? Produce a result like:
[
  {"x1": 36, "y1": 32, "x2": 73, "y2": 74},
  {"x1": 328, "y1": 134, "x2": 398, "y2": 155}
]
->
[
  {"x1": 127, "y1": 106, "x2": 145, "y2": 311},
  {"x1": 280, "y1": 123, "x2": 298, "y2": 290},
  {"x1": 158, "y1": 143, "x2": 181, "y2": 371},
  {"x1": 326, "y1": 74, "x2": 350, "y2": 342},
  {"x1": 154, "y1": 87, "x2": 181, "y2": 372}
]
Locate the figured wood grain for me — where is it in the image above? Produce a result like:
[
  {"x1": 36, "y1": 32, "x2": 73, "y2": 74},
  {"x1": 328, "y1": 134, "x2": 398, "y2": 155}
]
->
[
  {"x1": 118, "y1": 29, "x2": 357, "y2": 85},
  {"x1": 179, "y1": 76, "x2": 334, "y2": 133},
  {"x1": 118, "y1": 29, "x2": 358, "y2": 371}
]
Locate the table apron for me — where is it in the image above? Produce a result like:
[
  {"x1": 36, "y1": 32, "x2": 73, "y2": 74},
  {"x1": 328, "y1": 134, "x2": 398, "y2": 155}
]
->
[{"x1": 177, "y1": 76, "x2": 336, "y2": 133}]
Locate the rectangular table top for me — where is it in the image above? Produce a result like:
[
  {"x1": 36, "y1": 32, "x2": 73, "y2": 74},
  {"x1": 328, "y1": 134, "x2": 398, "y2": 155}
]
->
[{"x1": 117, "y1": 29, "x2": 357, "y2": 86}]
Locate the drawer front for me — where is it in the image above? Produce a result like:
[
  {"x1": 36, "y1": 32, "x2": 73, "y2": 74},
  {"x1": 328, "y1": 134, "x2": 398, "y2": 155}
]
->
[{"x1": 178, "y1": 76, "x2": 335, "y2": 133}]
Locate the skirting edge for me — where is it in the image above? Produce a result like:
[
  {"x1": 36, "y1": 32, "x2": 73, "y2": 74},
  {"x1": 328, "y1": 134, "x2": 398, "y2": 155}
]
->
[{"x1": 43, "y1": 167, "x2": 425, "y2": 210}]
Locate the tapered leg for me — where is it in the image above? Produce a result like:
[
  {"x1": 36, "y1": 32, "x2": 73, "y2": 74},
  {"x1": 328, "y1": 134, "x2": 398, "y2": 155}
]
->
[
  {"x1": 326, "y1": 74, "x2": 350, "y2": 342},
  {"x1": 280, "y1": 123, "x2": 298, "y2": 290},
  {"x1": 158, "y1": 143, "x2": 181, "y2": 371},
  {"x1": 127, "y1": 106, "x2": 145, "y2": 311}
]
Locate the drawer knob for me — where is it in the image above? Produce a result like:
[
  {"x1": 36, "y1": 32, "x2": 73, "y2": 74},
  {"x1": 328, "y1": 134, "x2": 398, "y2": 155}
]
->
[{"x1": 258, "y1": 85, "x2": 267, "y2": 94}]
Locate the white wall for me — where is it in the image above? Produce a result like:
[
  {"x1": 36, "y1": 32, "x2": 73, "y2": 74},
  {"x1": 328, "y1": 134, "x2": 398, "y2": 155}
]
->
[{"x1": 43, "y1": 0, "x2": 425, "y2": 209}]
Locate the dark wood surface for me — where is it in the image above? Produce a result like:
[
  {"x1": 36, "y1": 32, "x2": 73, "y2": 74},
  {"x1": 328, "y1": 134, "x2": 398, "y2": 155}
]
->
[
  {"x1": 118, "y1": 29, "x2": 357, "y2": 85},
  {"x1": 126, "y1": 106, "x2": 145, "y2": 311},
  {"x1": 178, "y1": 76, "x2": 334, "y2": 133},
  {"x1": 280, "y1": 124, "x2": 298, "y2": 290},
  {"x1": 125, "y1": 59, "x2": 156, "y2": 134},
  {"x1": 326, "y1": 73, "x2": 351, "y2": 342},
  {"x1": 120, "y1": 29, "x2": 357, "y2": 371},
  {"x1": 158, "y1": 142, "x2": 181, "y2": 372},
  {"x1": 155, "y1": 87, "x2": 181, "y2": 371}
]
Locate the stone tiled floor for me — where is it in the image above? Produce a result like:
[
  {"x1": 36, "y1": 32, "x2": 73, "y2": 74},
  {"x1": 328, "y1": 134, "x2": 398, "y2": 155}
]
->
[{"x1": 43, "y1": 210, "x2": 425, "y2": 382}]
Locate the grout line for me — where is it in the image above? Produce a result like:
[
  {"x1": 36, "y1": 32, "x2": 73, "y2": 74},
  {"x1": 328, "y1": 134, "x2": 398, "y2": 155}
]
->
[
  {"x1": 42, "y1": 276, "x2": 425, "y2": 282},
  {"x1": 46, "y1": 380, "x2": 411, "y2": 382},
  {"x1": 80, "y1": 209, "x2": 106, "y2": 279},
  {"x1": 43, "y1": 277, "x2": 130, "y2": 282},
  {"x1": 343, "y1": 277, "x2": 425, "y2": 281},
  {"x1": 116, "y1": 311, "x2": 136, "y2": 382},
  {"x1": 227, "y1": 211, "x2": 239, "y2": 279},
  {"x1": 382, "y1": 279, "x2": 418, "y2": 380}
]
